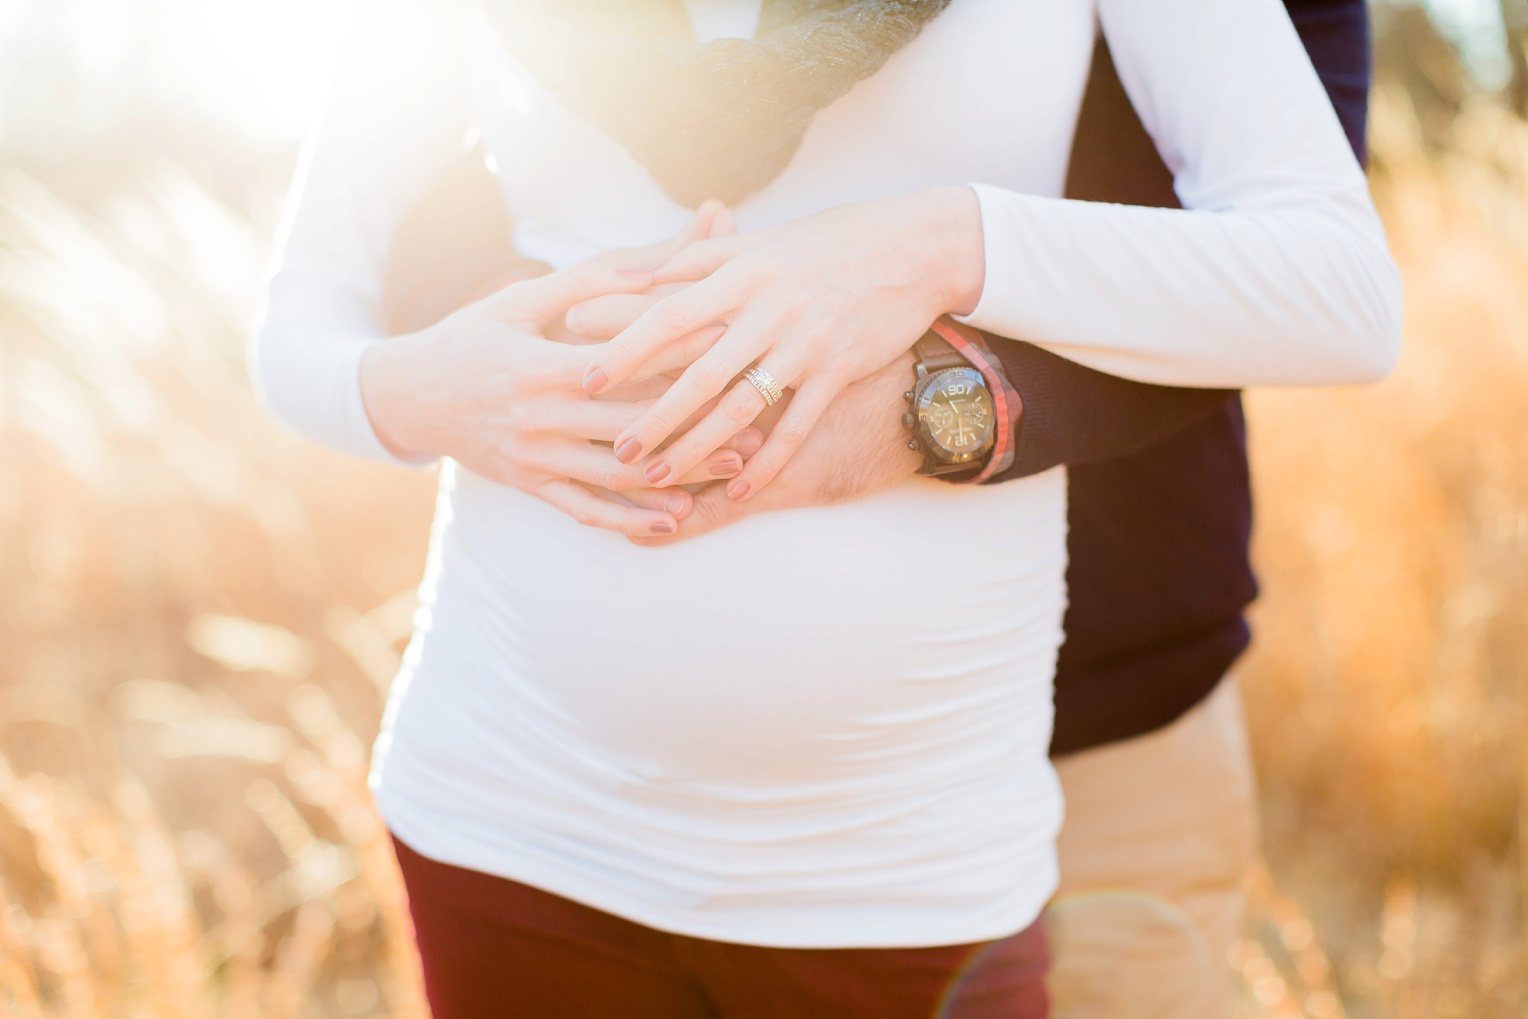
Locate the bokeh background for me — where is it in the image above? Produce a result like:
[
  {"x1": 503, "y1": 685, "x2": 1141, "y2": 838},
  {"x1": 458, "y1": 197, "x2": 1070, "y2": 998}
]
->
[{"x1": 1, "y1": 0, "x2": 1525, "y2": 1015}]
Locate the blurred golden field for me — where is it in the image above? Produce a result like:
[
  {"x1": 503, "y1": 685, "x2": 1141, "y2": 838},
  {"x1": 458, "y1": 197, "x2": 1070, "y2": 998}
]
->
[{"x1": 3, "y1": 8, "x2": 1528, "y2": 1018}]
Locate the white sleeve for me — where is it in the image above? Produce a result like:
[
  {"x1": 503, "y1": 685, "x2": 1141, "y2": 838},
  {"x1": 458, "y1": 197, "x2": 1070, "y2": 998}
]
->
[
  {"x1": 250, "y1": 0, "x2": 475, "y2": 464},
  {"x1": 956, "y1": 0, "x2": 1402, "y2": 388}
]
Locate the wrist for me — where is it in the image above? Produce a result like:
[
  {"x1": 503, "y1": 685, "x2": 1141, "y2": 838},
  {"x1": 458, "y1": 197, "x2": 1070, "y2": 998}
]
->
[
  {"x1": 905, "y1": 185, "x2": 985, "y2": 318},
  {"x1": 924, "y1": 318, "x2": 1021, "y2": 483},
  {"x1": 359, "y1": 328, "x2": 437, "y2": 460}
]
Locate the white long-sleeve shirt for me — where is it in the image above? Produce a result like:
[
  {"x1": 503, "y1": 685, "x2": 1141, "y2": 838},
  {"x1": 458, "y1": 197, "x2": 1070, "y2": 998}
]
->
[{"x1": 253, "y1": 0, "x2": 1399, "y2": 948}]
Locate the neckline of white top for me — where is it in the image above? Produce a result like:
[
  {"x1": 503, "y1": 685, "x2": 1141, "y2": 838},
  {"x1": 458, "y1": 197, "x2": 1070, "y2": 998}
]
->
[{"x1": 684, "y1": 0, "x2": 763, "y2": 42}]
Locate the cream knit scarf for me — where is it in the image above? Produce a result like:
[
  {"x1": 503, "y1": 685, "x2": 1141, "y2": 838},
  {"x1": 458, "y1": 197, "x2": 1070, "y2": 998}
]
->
[{"x1": 484, "y1": 0, "x2": 953, "y2": 208}]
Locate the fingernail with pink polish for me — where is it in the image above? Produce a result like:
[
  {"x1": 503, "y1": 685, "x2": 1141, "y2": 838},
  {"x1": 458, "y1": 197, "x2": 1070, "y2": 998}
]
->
[
  {"x1": 651, "y1": 520, "x2": 676, "y2": 535},
  {"x1": 733, "y1": 430, "x2": 764, "y2": 457},
  {"x1": 582, "y1": 367, "x2": 608, "y2": 394},
  {"x1": 727, "y1": 481, "x2": 750, "y2": 502},
  {"x1": 664, "y1": 494, "x2": 688, "y2": 516},
  {"x1": 710, "y1": 456, "x2": 742, "y2": 478},
  {"x1": 615, "y1": 438, "x2": 642, "y2": 464},
  {"x1": 644, "y1": 461, "x2": 671, "y2": 484}
]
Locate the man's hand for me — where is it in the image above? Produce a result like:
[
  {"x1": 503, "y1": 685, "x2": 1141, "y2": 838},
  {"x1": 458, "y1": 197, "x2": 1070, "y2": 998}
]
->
[{"x1": 629, "y1": 351, "x2": 923, "y2": 546}]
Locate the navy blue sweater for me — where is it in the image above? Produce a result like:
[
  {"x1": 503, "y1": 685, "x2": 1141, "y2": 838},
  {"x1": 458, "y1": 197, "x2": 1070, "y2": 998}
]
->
[{"x1": 984, "y1": 0, "x2": 1373, "y2": 757}]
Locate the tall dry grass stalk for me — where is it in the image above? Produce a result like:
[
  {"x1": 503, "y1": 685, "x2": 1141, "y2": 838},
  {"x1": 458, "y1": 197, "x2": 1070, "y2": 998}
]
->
[
  {"x1": 1, "y1": 157, "x2": 435, "y2": 1016},
  {"x1": 0, "y1": 86, "x2": 1524, "y2": 1016},
  {"x1": 1231, "y1": 90, "x2": 1528, "y2": 1017}
]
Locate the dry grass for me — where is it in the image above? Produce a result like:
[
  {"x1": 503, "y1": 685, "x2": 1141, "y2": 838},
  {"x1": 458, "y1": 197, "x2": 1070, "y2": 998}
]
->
[
  {"x1": 0, "y1": 90, "x2": 1524, "y2": 1017},
  {"x1": 1, "y1": 158, "x2": 436, "y2": 1017},
  {"x1": 1232, "y1": 92, "x2": 1528, "y2": 1017}
]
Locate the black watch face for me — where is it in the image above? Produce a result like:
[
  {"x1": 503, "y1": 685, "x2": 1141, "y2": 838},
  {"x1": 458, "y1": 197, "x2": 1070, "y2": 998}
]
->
[{"x1": 917, "y1": 368, "x2": 995, "y2": 461}]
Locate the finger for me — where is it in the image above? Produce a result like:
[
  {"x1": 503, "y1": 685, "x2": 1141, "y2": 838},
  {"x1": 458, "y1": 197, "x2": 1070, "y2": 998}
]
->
[
  {"x1": 597, "y1": 376, "x2": 673, "y2": 403},
  {"x1": 521, "y1": 441, "x2": 656, "y2": 494},
  {"x1": 606, "y1": 484, "x2": 694, "y2": 521},
  {"x1": 572, "y1": 318, "x2": 725, "y2": 383},
  {"x1": 707, "y1": 205, "x2": 738, "y2": 239},
  {"x1": 581, "y1": 281, "x2": 742, "y2": 395},
  {"x1": 532, "y1": 479, "x2": 677, "y2": 537},
  {"x1": 595, "y1": 200, "x2": 727, "y2": 276},
  {"x1": 632, "y1": 324, "x2": 726, "y2": 382},
  {"x1": 526, "y1": 440, "x2": 744, "y2": 494},
  {"x1": 604, "y1": 309, "x2": 779, "y2": 462},
  {"x1": 726, "y1": 374, "x2": 841, "y2": 502},
  {"x1": 460, "y1": 263, "x2": 554, "y2": 308},
  {"x1": 487, "y1": 197, "x2": 727, "y2": 326},
  {"x1": 627, "y1": 479, "x2": 753, "y2": 548},
  {"x1": 652, "y1": 228, "x2": 777, "y2": 285},
  {"x1": 722, "y1": 426, "x2": 764, "y2": 458},
  {"x1": 577, "y1": 402, "x2": 755, "y2": 460},
  {"x1": 564, "y1": 280, "x2": 699, "y2": 341},
  {"x1": 533, "y1": 398, "x2": 654, "y2": 443},
  {"x1": 487, "y1": 257, "x2": 655, "y2": 327},
  {"x1": 633, "y1": 380, "x2": 770, "y2": 488},
  {"x1": 564, "y1": 293, "x2": 660, "y2": 339},
  {"x1": 674, "y1": 447, "x2": 744, "y2": 485}
]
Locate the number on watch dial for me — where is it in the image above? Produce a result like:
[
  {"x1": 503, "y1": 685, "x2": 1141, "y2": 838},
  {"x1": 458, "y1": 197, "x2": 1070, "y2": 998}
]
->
[{"x1": 921, "y1": 370, "x2": 994, "y2": 456}]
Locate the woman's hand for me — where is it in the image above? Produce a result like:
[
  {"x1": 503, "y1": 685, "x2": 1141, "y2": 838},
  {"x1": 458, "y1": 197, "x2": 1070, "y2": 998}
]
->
[
  {"x1": 578, "y1": 186, "x2": 985, "y2": 501},
  {"x1": 358, "y1": 252, "x2": 755, "y2": 537},
  {"x1": 630, "y1": 352, "x2": 923, "y2": 547}
]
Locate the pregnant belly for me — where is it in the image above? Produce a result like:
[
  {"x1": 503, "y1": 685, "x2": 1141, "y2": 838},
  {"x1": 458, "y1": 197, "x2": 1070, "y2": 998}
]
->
[{"x1": 404, "y1": 464, "x2": 1068, "y2": 790}]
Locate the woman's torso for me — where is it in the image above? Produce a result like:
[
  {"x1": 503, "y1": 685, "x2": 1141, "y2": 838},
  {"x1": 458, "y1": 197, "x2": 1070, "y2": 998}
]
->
[{"x1": 372, "y1": 0, "x2": 1094, "y2": 948}]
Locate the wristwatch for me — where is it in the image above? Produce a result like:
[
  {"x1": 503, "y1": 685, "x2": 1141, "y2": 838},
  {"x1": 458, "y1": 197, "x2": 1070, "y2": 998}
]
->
[{"x1": 902, "y1": 329, "x2": 997, "y2": 476}]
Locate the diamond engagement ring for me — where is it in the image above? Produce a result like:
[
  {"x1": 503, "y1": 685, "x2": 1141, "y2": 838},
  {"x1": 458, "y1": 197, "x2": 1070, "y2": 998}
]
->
[{"x1": 743, "y1": 366, "x2": 785, "y2": 407}]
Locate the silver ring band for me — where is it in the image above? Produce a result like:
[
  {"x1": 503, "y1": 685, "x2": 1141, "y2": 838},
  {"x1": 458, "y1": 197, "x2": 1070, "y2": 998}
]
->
[{"x1": 743, "y1": 366, "x2": 784, "y2": 407}]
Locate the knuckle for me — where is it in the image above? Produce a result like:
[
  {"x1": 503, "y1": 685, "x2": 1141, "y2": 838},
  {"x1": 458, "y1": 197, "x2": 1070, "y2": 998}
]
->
[
  {"x1": 827, "y1": 357, "x2": 860, "y2": 385},
  {"x1": 512, "y1": 349, "x2": 552, "y2": 383},
  {"x1": 750, "y1": 453, "x2": 782, "y2": 480},
  {"x1": 596, "y1": 464, "x2": 629, "y2": 491},
  {"x1": 643, "y1": 411, "x2": 674, "y2": 438},
  {"x1": 673, "y1": 449, "x2": 707, "y2": 476},
  {"x1": 499, "y1": 406, "x2": 528, "y2": 436},
  {"x1": 567, "y1": 261, "x2": 604, "y2": 290},
  {"x1": 492, "y1": 435, "x2": 524, "y2": 468},
  {"x1": 693, "y1": 496, "x2": 729, "y2": 525},
  {"x1": 653, "y1": 298, "x2": 695, "y2": 335},
  {"x1": 722, "y1": 393, "x2": 757, "y2": 426},
  {"x1": 774, "y1": 419, "x2": 811, "y2": 449},
  {"x1": 688, "y1": 357, "x2": 732, "y2": 395}
]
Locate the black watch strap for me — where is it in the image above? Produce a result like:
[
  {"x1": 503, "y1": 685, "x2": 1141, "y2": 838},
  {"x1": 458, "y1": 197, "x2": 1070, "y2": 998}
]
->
[
  {"x1": 913, "y1": 330, "x2": 970, "y2": 374},
  {"x1": 907, "y1": 330, "x2": 991, "y2": 477}
]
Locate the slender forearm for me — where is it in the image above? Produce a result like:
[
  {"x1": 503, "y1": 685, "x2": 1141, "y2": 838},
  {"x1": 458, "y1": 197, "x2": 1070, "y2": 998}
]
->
[
  {"x1": 977, "y1": 0, "x2": 1372, "y2": 482},
  {"x1": 359, "y1": 330, "x2": 441, "y2": 459}
]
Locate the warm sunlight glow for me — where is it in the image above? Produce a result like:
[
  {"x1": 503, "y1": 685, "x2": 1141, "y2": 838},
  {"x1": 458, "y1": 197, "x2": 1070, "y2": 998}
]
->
[
  {"x1": 1, "y1": 0, "x2": 351, "y2": 144},
  {"x1": 141, "y1": 0, "x2": 350, "y2": 139}
]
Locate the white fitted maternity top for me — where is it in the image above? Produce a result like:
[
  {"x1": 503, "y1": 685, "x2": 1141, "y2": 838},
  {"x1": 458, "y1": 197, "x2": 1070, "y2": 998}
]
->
[{"x1": 253, "y1": 0, "x2": 1398, "y2": 947}]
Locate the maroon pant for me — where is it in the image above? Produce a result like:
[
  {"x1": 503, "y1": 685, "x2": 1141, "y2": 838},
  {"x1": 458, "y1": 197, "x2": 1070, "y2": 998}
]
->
[{"x1": 393, "y1": 836, "x2": 1050, "y2": 1019}]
